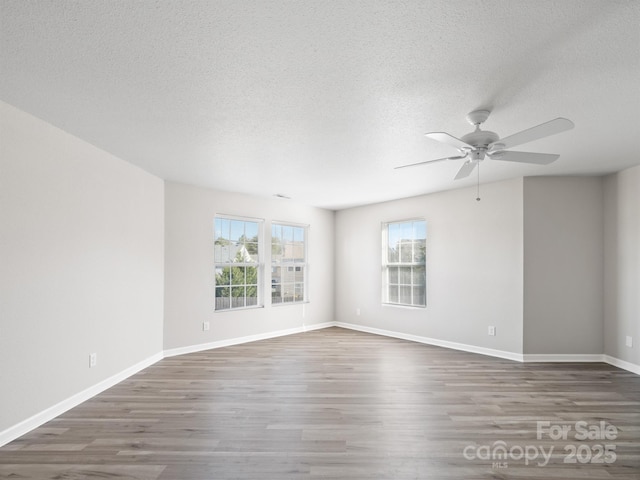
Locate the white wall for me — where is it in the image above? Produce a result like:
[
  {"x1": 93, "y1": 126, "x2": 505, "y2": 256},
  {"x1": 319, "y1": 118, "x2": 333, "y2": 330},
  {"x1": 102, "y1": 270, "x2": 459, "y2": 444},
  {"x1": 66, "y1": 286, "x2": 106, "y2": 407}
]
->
[
  {"x1": 604, "y1": 165, "x2": 639, "y2": 366},
  {"x1": 163, "y1": 182, "x2": 335, "y2": 351},
  {"x1": 335, "y1": 178, "x2": 524, "y2": 355},
  {"x1": 522, "y1": 177, "x2": 604, "y2": 355},
  {"x1": 0, "y1": 101, "x2": 165, "y2": 434}
]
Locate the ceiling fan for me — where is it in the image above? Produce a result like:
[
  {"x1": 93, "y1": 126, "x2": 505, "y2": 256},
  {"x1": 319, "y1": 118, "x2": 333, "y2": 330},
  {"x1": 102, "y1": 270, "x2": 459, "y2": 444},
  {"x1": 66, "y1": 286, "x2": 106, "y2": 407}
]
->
[{"x1": 395, "y1": 110, "x2": 574, "y2": 182}]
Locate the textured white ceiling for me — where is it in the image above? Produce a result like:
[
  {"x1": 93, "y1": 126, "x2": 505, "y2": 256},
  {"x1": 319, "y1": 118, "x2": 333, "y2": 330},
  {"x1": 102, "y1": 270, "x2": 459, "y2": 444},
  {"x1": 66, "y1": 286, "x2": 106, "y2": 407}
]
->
[{"x1": 1, "y1": 0, "x2": 639, "y2": 209}]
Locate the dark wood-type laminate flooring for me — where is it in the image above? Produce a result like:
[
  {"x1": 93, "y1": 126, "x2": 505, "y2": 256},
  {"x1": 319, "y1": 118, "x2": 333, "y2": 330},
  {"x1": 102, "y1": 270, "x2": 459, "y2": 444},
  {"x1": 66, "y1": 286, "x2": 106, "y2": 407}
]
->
[{"x1": 1, "y1": 327, "x2": 639, "y2": 479}]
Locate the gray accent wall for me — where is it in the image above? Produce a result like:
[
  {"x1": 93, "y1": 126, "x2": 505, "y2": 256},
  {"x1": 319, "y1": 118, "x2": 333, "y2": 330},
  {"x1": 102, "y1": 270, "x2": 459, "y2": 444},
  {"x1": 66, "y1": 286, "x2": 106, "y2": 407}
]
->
[
  {"x1": 523, "y1": 177, "x2": 604, "y2": 355},
  {"x1": 0, "y1": 101, "x2": 165, "y2": 433},
  {"x1": 604, "y1": 166, "x2": 640, "y2": 365}
]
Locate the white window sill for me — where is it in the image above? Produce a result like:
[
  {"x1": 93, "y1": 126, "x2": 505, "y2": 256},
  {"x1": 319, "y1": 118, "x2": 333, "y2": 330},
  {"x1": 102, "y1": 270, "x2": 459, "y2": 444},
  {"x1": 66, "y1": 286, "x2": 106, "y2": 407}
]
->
[
  {"x1": 214, "y1": 305, "x2": 265, "y2": 313},
  {"x1": 381, "y1": 302, "x2": 426, "y2": 310}
]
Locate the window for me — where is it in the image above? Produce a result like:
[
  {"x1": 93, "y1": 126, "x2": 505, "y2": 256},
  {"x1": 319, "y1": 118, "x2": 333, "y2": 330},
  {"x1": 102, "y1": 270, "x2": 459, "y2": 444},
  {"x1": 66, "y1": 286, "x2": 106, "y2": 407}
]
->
[
  {"x1": 271, "y1": 223, "x2": 307, "y2": 304},
  {"x1": 382, "y1": 219, "x2": 426, "y2": 307},
  {"x1": 214, "y1": 216, "x2": 263, "y2": 311}
]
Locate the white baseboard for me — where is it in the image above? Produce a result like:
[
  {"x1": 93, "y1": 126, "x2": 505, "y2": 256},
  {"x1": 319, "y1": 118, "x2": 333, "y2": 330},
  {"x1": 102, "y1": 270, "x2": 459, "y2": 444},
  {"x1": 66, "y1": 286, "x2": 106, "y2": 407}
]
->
[
  {"x1": 521, "y1": 354, "x2": 639, "y2": 375},
  {"x1": 522, "y1": 353, "x2": 605, "y2": 363},
  {"x1": 163, "y1": 321, "x2": 335, "y2": 358},
  {"x1": 603, "y1": 355, "x2": 640, "y2": 375},
  {"x1": 334, "y1": 322, "x2": 524, "y2": 362},
  {"x1": 0, "y1": 352, "x2": 163, "y2": 448}
]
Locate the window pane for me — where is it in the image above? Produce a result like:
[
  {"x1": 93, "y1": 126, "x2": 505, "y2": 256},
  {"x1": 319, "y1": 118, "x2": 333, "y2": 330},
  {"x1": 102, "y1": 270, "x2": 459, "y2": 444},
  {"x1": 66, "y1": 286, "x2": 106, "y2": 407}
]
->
[
  {"x1": 282, "y1": 283, "x2": 294, "y2": 302},
  {"x1": 293, "y1": 226, "x2": 304, "y2": 242},
  {"x1": 215, "y1": 267, "x2": 229, "y2": 286},
  {"x1": 400, "y1": 243, "x2": 413, "y2": 262},
  {"x1": 281, "y1": 242, "x2": 301, "y2": 261},
  {"x1": 400, "y1": 222, "x2": 412, "y2": 240},
  {"x1": 283, "y1": 225, "x2": 293, "y2": 242},
  {"x1": 246, "y1": 285, "x2": 258, "y2": 306},
  {"x1": 231, "y1": 297, "x2": 244, "y2": 309},
  {"x1": 214, "y1": 217, "x2": 231, "y2": 263},
  {"x1": 246, "y1": 265, "x2": 258, "y2": 286},
  {"x1": 231, "y1": 266, "x2": 245, "y2": 285},
  {"x1": 272, "y1": 266, "x2": 282, "y2": 284},
  {"x1": 413, "y1": 286, "x2": 426, "y2": 306},
  {"x1": 215, "y1": 285, "x2": 229, "y2": 298},
  {"x1": 388, "y1": 245, "x2": 399, "y2": 263},
  {"x1": 413, "y1": 239, "x2": 426, "y2": 262},
  {"x1": 215, "y1": 287, "x2": 230, "y2": 310},
  {"x1": 291, "y1": 242, "x2": 304, "y2": 261},
  {"x1": 215, "y1": 218, "x2": 230, "y2": 243},
  {"x1": 389, "y1": 285, "x2": 398, "y2": 303},
  {"x1": 400, "y1": 286, "x2": 412, "y2": 304},
  {"x1": 272, "y1": 237, "x2": 283, "y2": 261},
  {"x1": 388, "y1": 267, "x2": 398, "y2": 284},
  {"x1": 230, "y1": 220, "x2": 244, "y2": 241},
  {"x1": 245, "y1": 242, "x2": 259, "y2": 261},
  {"x1": 388, "y1": 222, "x2": 400, "y2": 244},
  {"x1": 216, "y1": 243, "x2": 231, "y2": 263},
  {"x1": 272, "y1": 290, "x2": 281, "y2": 305},
  {"x1": 294, "y1": 283, "x2": 304, "y2": 301},
  {"x1": 399, "y1": 266, "x2": 412, "y2": 284},
  {"x1": 412, "y1": 266, "x2": 425, "y2": 285},
  {"x1": 231, "y1": 286, "x2": 245, "y2": 308},
  {"x1": 245, "y1": 221, "x2": 258, "y2": 240}
]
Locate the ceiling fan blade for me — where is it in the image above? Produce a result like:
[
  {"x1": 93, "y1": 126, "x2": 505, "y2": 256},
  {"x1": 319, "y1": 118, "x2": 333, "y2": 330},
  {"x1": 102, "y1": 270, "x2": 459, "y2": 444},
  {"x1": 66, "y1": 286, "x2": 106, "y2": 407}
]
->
[
  {"x1": 454, "y1": 160, "x2": 477, "y2": 180},
  {"x1": 489, "y1": 150, "x2": 559, "y2": 165},
  {"x1": 425, "y1": 132, "x2": 472, "y2": 150},
  {"x1": 394, "y1": 155, "x2": 466, "y2": 170},
  {"x1": 493, "y1": 118, "x2": 574, "y2": 150}
]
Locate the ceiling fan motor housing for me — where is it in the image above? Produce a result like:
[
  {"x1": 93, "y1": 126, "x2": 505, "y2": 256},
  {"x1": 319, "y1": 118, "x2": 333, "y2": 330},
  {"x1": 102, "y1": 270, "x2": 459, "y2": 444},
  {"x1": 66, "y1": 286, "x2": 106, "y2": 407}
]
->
[{"x1": 461, "y1": 129, "x2": 499, "y2": 149}]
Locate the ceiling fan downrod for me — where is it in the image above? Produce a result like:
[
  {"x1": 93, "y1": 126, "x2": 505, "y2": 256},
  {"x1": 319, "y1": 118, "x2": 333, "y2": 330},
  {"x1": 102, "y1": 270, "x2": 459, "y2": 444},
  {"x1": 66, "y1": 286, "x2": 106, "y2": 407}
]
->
[{"x1": 476, "y1": 161, "x2": 481, "y2": 202}]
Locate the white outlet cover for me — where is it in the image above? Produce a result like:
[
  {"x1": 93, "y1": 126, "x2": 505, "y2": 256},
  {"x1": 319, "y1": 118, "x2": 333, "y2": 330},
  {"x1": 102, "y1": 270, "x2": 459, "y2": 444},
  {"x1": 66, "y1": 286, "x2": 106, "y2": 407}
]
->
[
  {"x1": 488, "y1": 326, "x2": 496, "y2": 336},
  {"x1": 203, "y1": 321, "x2": 210, "y2": 331},
  {"x1": 89, "y1": 353, "x2": 97, "y2": 368},
  {"x1": 626, "y1": 336, "x2": 633, "y2": 347}
]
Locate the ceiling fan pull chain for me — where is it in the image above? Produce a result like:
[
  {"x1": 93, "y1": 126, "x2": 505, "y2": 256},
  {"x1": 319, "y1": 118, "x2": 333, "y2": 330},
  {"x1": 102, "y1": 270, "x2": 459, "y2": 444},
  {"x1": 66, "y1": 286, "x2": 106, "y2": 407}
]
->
[{"x1": 476, "y1": 162, "x2": 481, "y2": 202}]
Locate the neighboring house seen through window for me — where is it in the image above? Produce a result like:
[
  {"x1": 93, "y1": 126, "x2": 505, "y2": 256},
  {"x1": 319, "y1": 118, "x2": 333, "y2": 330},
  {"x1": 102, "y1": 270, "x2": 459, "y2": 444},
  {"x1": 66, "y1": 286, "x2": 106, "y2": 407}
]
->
[
  {"x1": 382, "y1": 219, "x2": 426, "y2": 307},
  {"x1": 214, "y1": 216, "x2": 263, "y2": 311},
  {"x1": 271, "y1": 223, "x2": 307, "y2": 304}
]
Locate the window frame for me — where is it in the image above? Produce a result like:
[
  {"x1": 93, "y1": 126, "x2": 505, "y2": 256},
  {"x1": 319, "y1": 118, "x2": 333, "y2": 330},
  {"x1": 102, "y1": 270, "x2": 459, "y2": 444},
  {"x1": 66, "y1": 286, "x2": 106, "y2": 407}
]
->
[
  {"x1": 381, "y1": 218, "x2": 426, "y2": 308},
  {"x1": 271, "y1": 221, "x2": 309, "y2": 306},
  {"x1": 213, "y1": 214, "x2": 265, "y2": 312}
]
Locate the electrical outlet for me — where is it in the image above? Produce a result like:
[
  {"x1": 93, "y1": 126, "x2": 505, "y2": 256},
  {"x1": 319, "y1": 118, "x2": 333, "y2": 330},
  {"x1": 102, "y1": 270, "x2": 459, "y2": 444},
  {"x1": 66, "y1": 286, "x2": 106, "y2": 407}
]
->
[
  {"x1": 202, "y1": 321, "x2": 210, "y2": 331},
  {"x1": 626, "y1": 336, "x2": 633, "y2": 348},
  {"x1": 356, "y1": 308, "x2": 361, "y2": 316},
  {"x1": 89, "y1": 353, "x2": 97, "y2": 368},
  {"x1": 488, "y1": 326, "x2": 496, "y2": 336}
]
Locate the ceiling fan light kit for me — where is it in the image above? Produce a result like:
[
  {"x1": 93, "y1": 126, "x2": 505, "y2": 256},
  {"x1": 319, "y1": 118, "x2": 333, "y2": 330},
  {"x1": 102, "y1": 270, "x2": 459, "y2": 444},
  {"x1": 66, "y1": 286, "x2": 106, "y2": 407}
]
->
[{"x1": 395, "y1": 109, "x2": 575, "y2": 200}]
